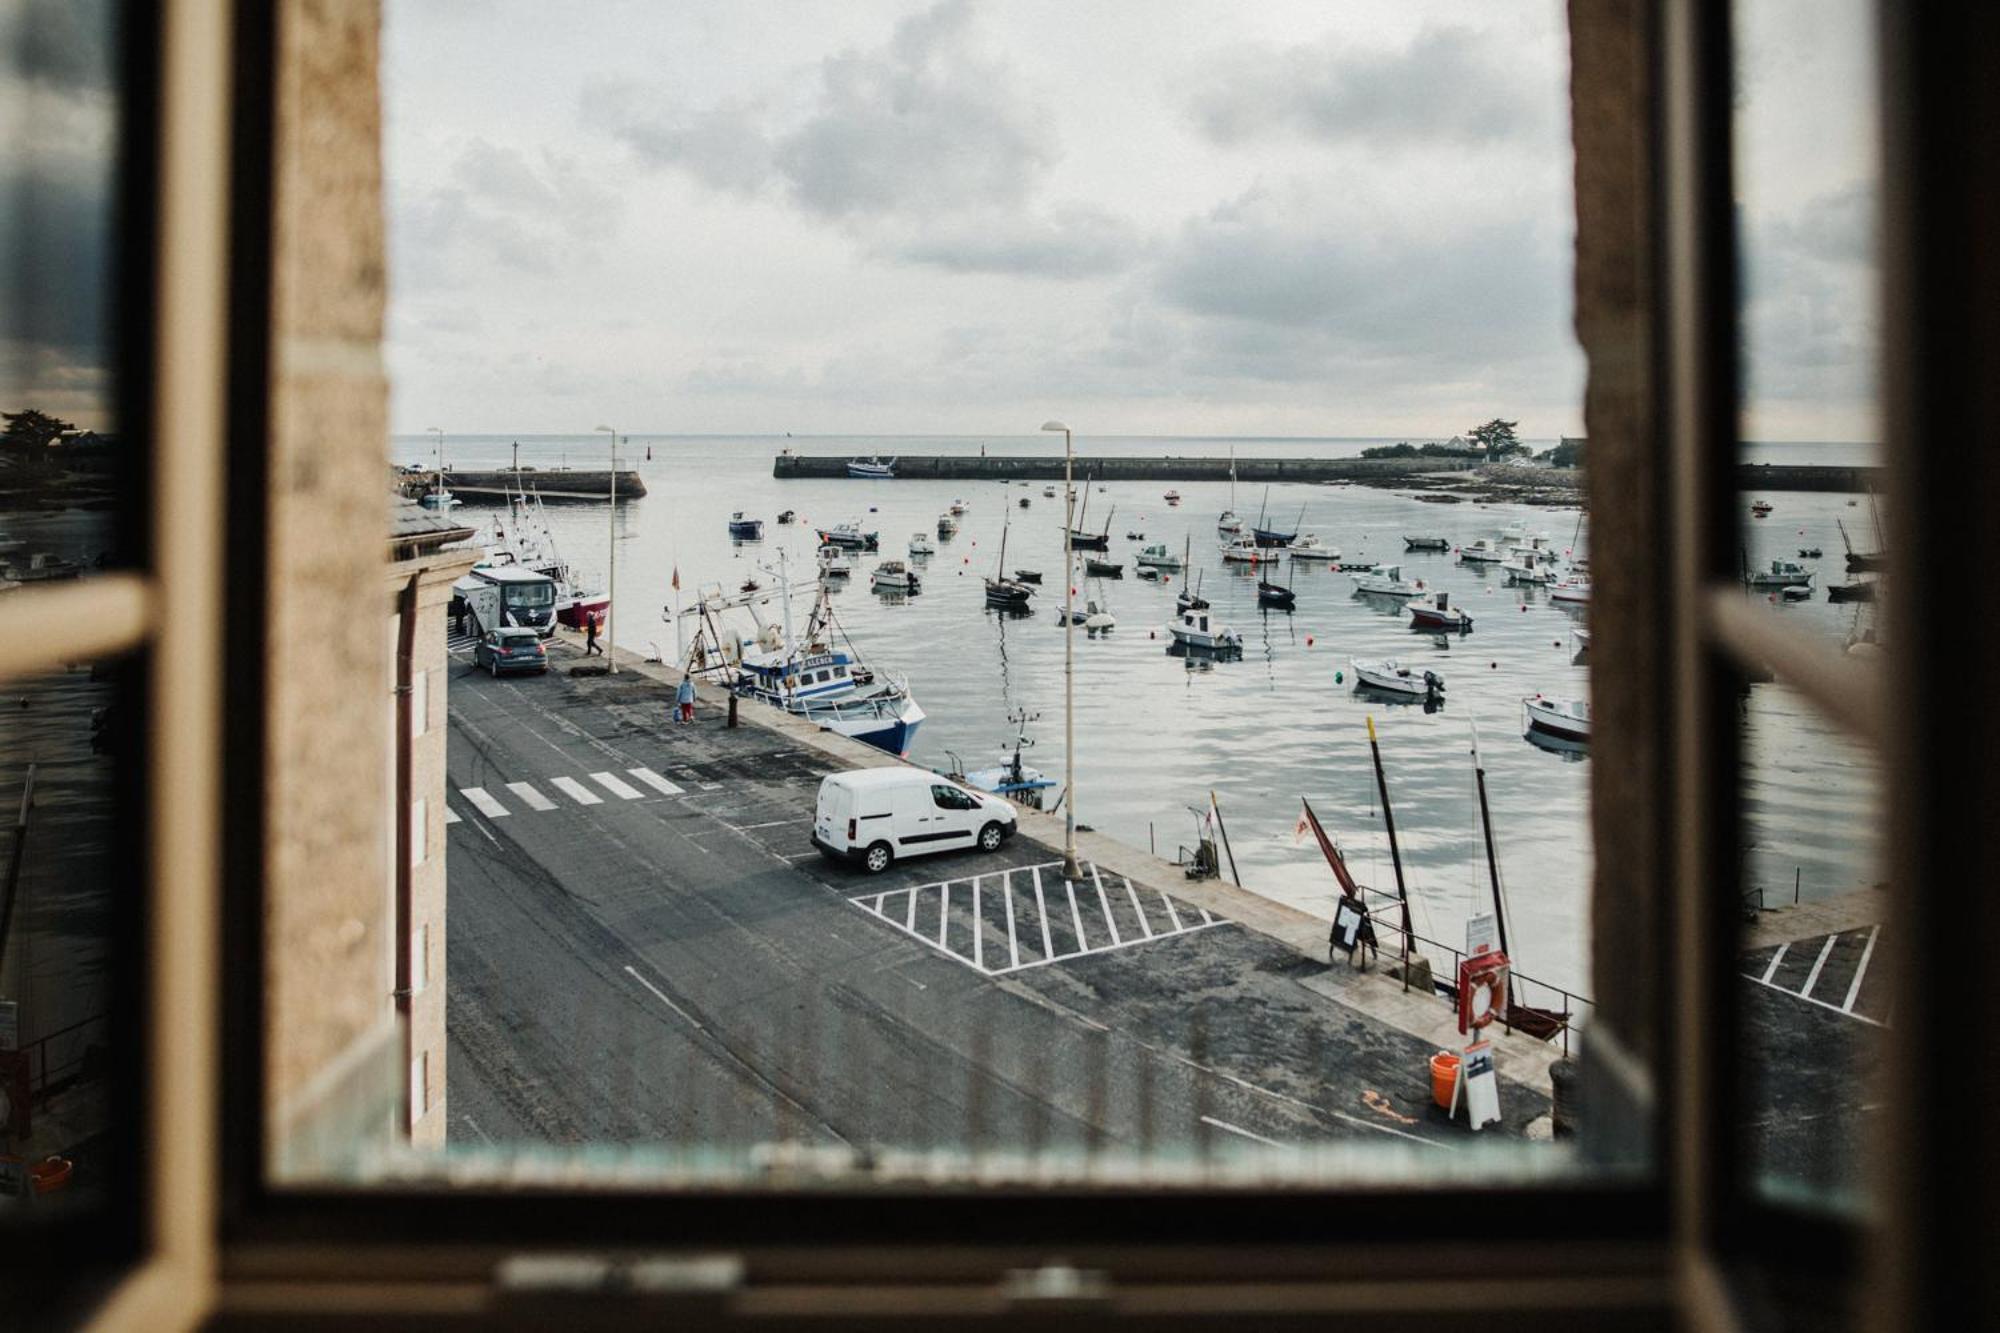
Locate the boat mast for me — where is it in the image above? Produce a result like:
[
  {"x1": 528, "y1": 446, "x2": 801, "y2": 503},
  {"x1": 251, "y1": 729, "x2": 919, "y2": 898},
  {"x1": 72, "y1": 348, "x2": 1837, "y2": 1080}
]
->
[
  {"x1": 995, "y1": 506, "x2": 1009, "y2": 581},
  {"x1": 1365, "y1": 716, "x2": 1416, "y2": 966},
  {"x1": 1470, "y1": 721, "x2": 1512, "y2": 958},
  {"x1": 778, "y1": 547, "x2": 796, "y2": 667}
]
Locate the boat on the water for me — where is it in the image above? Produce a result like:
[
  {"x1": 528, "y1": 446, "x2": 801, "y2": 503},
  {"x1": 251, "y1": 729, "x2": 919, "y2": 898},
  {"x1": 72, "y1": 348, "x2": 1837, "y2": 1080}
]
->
[
  {"x1": 419, "y1": 489, "x2": 460, "y2": 511},
  {"x1": 817, "y1": 522, "x2": 878, "y2": 550},
  {"x1": 1042, "y1": 485, "x2": 1056, "y2": 498},
  {"x1": 1404, "y1": 535, "x2": 1451, "y2": 552},
  {"x1": 728, "y1": 511, "x2": 765, "y2": 540},
  {"x1": 1750, "y1": 499, "x2": 1774, "y2": 517},
  {"x1": 1407, "y1": 591, "x2": 1473, "y2": 631},
  {"x1": 1170, "y1": 604, "x2": 1241, "y2": 653},
  {"x1": 1251, "y1": 488, "x2": 1302, "y2": 548},
  {"x1": 1177, "y1": 570, "x2": 1210, "y2": 615},
  {"x1": 1743, "y1": 558, "x2": 1814, "y2": 588},
  {"x1": 1524, "y1": 693, "x2": 1591, "y2": 743},
  {"x1": 1350, "y1": 563, "x2": 1422, "y2": 597},
  {"x1": 1288, "y1": 534, "x2": 1339, "y2": 561},
  {"x1": 816, "y1": 544, "x2": 854, "y2": 576},
  {"x1": 1502, "y1": 549, "x2": 1560, "y2": 585},
  {"x1": 871, "y1": 559, "x2": 920, "y2": 593},
  {"x1": 1134, "y1": 542, "x2": 1184, "y2": 571},
  {"x1": 777, "y1": 509, "x2": 796, "y2": 525},
  {"x1": 949, "y1": 498, "x2": 969, "y2": 515},
  {"x1": 955, "y1": 709, "x2": 1056, "y2": 808},
  {"x1": 1349, "y1": 657, "x2": 1444, "y2": 700},
  {"x1": 1221, "y1": 535, "x2": 1274, "y2": 564},
  {"x1": 1164, "y1": 490, "x2": 1181, "y2": 505},
  {"x1": 1218, "y1": 445, "x2": 1242, "y2": 534},
  {"x1": 1065, "y1": 484, "x2": 1113, "y2": 550},
  {"x1": 1458, "y1": 538, "x2": 1505, "y2": 565},
  {"x1": 936, "y1": 511, "x2": 959, "y2": 539},
  {"x1": 1549, "y1": 577, "x2": 1592, "y2": 604},
  {"x1": 1018, "y1": 496, "x2": 1030, "y2": 508},
  {"x1": 1014, "y1": 568, "x2": 1042, "y2": 584},
  {"x1": 984, "y1": 508, "x2": 1036, "y2": 610},
  {"x1": 476, "y1": 483, "x2": 608, "y2": 628},
  {"x1": 1828, "y1": 580, "x2": 1877, "y2": 603},
  {"x1": 1084, "y1": 556, "x2": 1123, "y2": 578},
  {"x1": 847, "y1": 456, "x2": 897, "y2": 479},
  {"x1": 908, "y1": 532, "x2": 935, "y2": 556},
  {"x1": 1257, "y1": 578, "x2": 1296, "y2": 609}
]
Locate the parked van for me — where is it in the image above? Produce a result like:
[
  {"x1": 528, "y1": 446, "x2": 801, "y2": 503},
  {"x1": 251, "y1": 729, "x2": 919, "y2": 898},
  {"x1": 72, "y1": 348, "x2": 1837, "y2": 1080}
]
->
[{"x1": 812, "y1": 767, "x2": 1017, "y2": 874}]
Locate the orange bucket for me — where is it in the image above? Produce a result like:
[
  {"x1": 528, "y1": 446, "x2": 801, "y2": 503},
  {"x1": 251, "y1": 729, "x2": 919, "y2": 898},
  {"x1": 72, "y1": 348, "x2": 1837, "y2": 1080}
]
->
[
  {"x1": 1430, "y1": 1052, "x2": 1461, "y2": 1110},
  {"x1": 30, "y1": 1156, "x2": 73, "y2": 1195}
]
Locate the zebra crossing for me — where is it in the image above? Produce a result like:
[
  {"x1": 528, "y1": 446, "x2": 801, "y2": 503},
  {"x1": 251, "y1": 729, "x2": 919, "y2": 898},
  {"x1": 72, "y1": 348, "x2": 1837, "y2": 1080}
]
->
[
  {"x1": 1741, "y1": 925, "x2": 1889, "y2": 1027},
  {"x1": 850, "y1": 860, "x2": 1231, "y2": 978},
  {"x1": 447, "y1": 766, "x2": 686, "y2": 822},
  {"x1": 446, "y1": 627, "x2": 482, "y2": 654}
]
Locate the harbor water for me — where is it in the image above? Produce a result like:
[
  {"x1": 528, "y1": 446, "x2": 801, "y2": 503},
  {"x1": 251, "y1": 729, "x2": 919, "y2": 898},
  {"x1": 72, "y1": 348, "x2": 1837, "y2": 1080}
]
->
[{"x1": 398, "y1": 434, "x2": 1885, "y2": 1000}]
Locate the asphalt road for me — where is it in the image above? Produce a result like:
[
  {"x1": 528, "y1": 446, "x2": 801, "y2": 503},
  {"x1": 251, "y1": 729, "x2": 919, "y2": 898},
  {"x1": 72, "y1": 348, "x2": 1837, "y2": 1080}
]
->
[{"x1": 442, "y1": 641, "x2": 1547, "y2": 1175}]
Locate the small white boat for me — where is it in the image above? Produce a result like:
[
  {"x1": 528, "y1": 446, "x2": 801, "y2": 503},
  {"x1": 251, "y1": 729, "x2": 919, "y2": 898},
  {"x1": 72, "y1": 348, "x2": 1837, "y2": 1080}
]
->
[
  {"x1": 908, "y1": 532, "x2": 934, "y2": 556},
  {"x1": 949, "y1": 498, "x2": 969, "y2": 515},
  {"x1": 1549, "y1": 577, "x2": 1591, "y2": 604},
  {"x1": 1164, "y1": 490, "x2": 1182, "y2": 505},
  {"x1": 1350, "y1": 563, "x2": 1422, "y2": 597},
  {"x1": 1084, "y1": 601, "x2": 1117, "y2": 634},
  {"x1": 1042, "y1": 485, "x2": 1056, "y2": 498},
  {"x1": 1750, "y1": 500, "x2": 1774, "y2": 517},
  {"x1": 1170, "y1": 605, "x2": 1240, "y2": 652},
  {"x1": 1458, "y1": 538, "x2": 1505, "y2": 565},
  {"x1": 936, "y1": 512, "x2": 959, "y2": 539},
  {"x1": 847, "y1": 456, "x2": 897, "y2": 479},
  {"x1": 872, "y1": 560, "x2": 920, "y2": 592},
  {"x1": 1500, "y1": 521, "x2": 1549, "y2": 546},
  {"x1": 1287, "y1": 533, "x2": 1340, "y2": 561},
  {"x1": 1217, "y1": 511, "x2": 1243, "y2": 535},
  {"x1": 1744, "y1": 559, "x2": 1814, "y2": 588},
  {"x1": 1407, "y1": 591, "x2": 1473, "y2": 631},
  {"x1": 1502, "y1": 550, "x2": 1560, "y2": 585},
  {"x1": 1524, "y1": 694, "x2": 1590, "y2": 741},
  {"x1": 817, "y1": 545, "x2": 855, "y2": 575},
  {"x1": 1220, "y1": 535, "x2": 1274, "y2": 564},
  {"x1": 1350, "y1": 657, "x2": 1444, "y2": 699},
  {"x1": 1134, "y1": 542, "x2": 1184, "y2": 570}
]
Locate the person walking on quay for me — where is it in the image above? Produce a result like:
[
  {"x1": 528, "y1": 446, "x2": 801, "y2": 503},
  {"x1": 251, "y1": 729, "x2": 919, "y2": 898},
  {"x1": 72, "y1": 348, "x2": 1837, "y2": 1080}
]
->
[
  {"x1": 584, "y1": 611, "x2": 602, "y2": 656},
  {"x1": 676, "y1": 674, "x2": 695, "y2": 724}
]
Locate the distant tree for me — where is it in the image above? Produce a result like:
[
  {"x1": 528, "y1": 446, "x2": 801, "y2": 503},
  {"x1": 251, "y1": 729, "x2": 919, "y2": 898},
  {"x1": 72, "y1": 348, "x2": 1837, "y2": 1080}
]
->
[
  {"x1": 1545, "y1": 438, "x2": 1585, "y2": 468},
  {"x1": 2, "y1": 409, "x2": 77, "y2": 452},
  {"x1": 1467, "y1": 418, "x2": 1524, "y2": 459}
]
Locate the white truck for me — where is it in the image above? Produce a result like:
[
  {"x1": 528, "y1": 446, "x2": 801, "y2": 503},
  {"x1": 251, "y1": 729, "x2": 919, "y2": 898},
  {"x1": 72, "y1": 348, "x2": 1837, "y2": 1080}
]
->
[
  {"x1": 451, "y1": 564, "x2": 558, "y2": 639},
  {"x1": 812, "y1": 768, "x2": 1017, "y2": 874}
]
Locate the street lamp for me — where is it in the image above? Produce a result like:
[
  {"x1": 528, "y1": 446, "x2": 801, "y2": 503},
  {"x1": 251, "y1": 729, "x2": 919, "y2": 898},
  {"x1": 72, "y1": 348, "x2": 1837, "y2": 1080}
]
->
[
  {"x1": 425, "y1": 426, "x2": 444, "y2": 504},
  {"x1": 1042, "y1": 419, "x2": 1081, "y2": 881},
  {"x1": 594, "y1": 424, "x2": 619, "y2": 672}
]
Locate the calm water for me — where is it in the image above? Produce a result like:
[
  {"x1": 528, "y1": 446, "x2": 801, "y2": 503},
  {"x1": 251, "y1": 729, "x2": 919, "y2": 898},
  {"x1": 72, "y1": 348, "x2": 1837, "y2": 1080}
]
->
[{"x1": 397, "y1": 434, "x2": 1885, "y2": 999}]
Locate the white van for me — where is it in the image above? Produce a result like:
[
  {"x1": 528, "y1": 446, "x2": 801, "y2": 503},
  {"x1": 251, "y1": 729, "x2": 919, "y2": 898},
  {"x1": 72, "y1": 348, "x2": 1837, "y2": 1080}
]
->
[{"x1": 812, "y1": 767, "x2": 1018, "y2": 874}]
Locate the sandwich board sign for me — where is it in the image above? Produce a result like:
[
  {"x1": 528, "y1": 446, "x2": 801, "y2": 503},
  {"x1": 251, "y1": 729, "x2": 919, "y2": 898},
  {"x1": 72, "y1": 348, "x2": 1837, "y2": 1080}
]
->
[{"x1": 1460, "y1": 1040, "x2": 1501, "y2": 1131}]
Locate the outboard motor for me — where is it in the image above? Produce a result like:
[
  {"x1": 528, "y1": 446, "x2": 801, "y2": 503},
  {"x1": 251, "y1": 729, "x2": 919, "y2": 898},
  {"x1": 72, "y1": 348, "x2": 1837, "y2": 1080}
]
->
[{"x1": 1424, "y1": 670, "x2": 1445, "y2": 696}]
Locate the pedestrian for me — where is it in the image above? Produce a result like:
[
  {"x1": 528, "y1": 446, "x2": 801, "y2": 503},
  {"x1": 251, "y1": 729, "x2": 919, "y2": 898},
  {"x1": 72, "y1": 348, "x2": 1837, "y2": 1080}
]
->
[
  {"x1": 584, "y1": 611, "x2": 601, "y2": 655},
  {"x1": 677, "y1": 673, "x2": 695, "y2": 724}
]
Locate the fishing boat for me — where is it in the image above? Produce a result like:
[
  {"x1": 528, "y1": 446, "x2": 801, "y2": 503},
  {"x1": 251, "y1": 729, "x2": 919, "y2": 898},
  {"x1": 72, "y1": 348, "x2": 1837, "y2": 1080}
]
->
[
  {"x1": 984, "y1": 509, "x2": 1036, "y2": 610},
  {"x1": 1177, "y1": 569, "x2": 1210, "y2": 614},
  {"x1": 1350, "y1": 563, "x2": 1422, "y2": 597},
  {"x1": 683, "y1": 555, "x2": 925, "y2": 756},
  {"x1": 1217, "y1": 445, "x2": 1243, "y2": 534},
  {"x1": 1549, "y1": 577, "x2": 1592, "y2": 604},
  {"x1": 1407, "y1": 591, "x2": 1473, "y2": 631},
  {"x1": 1288, "y1": 534, "x2": 1340, "y2": 561},
  {"x1": 871, "y1": 559, "x2": 921, "y2": 593},
  {"x1": 908, "y1": 532, "x2": 935, "y2": 556},
  {"x1": 1124, "y1": 530, "x2": 1145, "y2": 541},
  {"x1": 1221, "y1": 535, "x2": 1273, "y2": 564},
  {"x1": 1349, "y1": 657, "x2": 1444, "y2": 700},
  {"x1": 1164, "y1": 490, "x2": 1181, "y2": 505},
  {"x1": 817, "y1": 522, "x2": 878, "y2": 550},
  {"x1": 727, "y1": 512, "x2": 765, "y2": 540},
  {"x1": 1499, "y1": 520, "x2": 1550, "y2": 546},
  {"x1": 476, "y1": 482, "x2": 608, "y2": 628},
  {"x1": 1502, "y1": 549, "x2": 1560, "y2": 585},
  {"x1": 1134, "y1": 542, "x2": 1184, "y2": 571},
  {"x1": 1170, "y1": 604, "x2": 1241, "y2": 653},
  {"x1": 777, "y1": 509, "x2": 796, "y2": 525},
  {"x1": 1524, "y1": 694, "x2": 1591, "y2": 742},
  {"x1": 1458, "y1": 538, "x2": 1505, "y2": 565},
  {"x1": 847, "y1": 456, "x2": 897, "y2": 479},
  {"x1": 936, "y1": 511, "x2": 959, "y2": 539},
  {"x1": 1084, "y1": 556, "x2": 1123, "y2": 578},
  {"x1": 1750, "y1": 499, "x2": 1774, "y2": 517},
  {"x1": 949, "y1": 498, "x2": 969, "y2": 515},
  {"x1": 816, "y1": 544, "x2": 854, "y2": 576},
  {"x1": 1403, "y1": 535, "x2": 1451, "y2": 552},
  {"x1": 1743, "y1": 558, "x2": 1814, "y2": 588},
  {"x1": 956, "y1": 709, "x2": 1056, "y2": 808},
  {"x1": 1798, "y1": 546, "x2": 1823, "y2": 558},
  {"x1": 1137, "y1": 565, "x2": 1161, "y2": 581}
]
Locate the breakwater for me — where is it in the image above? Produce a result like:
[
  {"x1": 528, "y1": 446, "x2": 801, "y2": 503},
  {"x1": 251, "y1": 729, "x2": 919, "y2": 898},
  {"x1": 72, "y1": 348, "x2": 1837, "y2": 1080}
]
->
[
  {"x1": 774, "y1": 453, "x2": 1883, "y2": 492},
  {"x1": 398, "y1": 468, "x2": 647, "y2": 502}
]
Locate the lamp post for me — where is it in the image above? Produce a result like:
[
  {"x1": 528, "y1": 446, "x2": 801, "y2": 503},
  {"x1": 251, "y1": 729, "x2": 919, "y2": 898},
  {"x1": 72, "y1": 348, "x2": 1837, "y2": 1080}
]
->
[
  {"x1": 594, "y1": 424, "x2": 618, "y2": 672},
  {"x1": 1042, "y1": 419, "x2": 1081, "y2": 881},
  {"x1": 425, "y1": 426, "x2": 444, "y2": 503}
]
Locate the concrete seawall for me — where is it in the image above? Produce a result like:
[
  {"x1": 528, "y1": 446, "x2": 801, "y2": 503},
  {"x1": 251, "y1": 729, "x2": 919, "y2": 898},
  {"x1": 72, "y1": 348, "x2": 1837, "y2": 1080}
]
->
[
  {"x1": 775, "y1": 453, "x2": 1885, "y2": 493},
  {"x1": 398, "y1": 468, "x2": 647, "y2": 502}
]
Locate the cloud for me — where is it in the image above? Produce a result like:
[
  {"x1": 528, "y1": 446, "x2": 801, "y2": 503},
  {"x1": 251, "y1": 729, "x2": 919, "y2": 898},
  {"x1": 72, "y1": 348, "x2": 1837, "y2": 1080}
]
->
[
  {"x1": 1740, "y1": 183, "x2": 1880, "y2": 420},
  {"x1": 391, "y1": 138, "x2": 624, "y2": 291},
  {"x1": 1187, "y1": 26, "x2": 1556, "y2": 150},
  {"x1": 0, "y1": 0, "x2": 114, "y2": 94},
  {"x1": 880, "y1": 206, "x2": 1142, "y2": 278}
]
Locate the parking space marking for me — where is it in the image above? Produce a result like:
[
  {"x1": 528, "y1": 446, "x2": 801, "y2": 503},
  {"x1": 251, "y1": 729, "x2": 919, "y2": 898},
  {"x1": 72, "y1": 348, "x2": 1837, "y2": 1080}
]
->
[
  {"x1": 550, "y1": 776, "x2": 603, "y2": 806},
  {"x1": 505, "y1": 782, "x2": 557, "y2": 812},
  {"x1": 630, "y1": 767, "x2": 686, "y2": 796},
  {"x1": 590, "y1": 770, "x2": 646, "y2": 801},
  {"x1": 849, "y1": 860, "x2": 1230, "y2": 979},
  {"x1": 1842, "y1": 926, "x2": 1879, "y2": 1014},
  {"x1": 460, "y1": 787, "x2": 509, "y2": 818},
  {"x1": 443, "y1": 806, "x2": 461, "y2": 824}
]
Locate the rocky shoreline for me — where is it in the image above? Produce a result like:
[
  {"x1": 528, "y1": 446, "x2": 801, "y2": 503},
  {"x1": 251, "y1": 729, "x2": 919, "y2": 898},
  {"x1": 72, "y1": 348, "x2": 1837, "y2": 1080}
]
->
[{"x1": 1344, "y1": 462, "x2": 1586, "y2": 508}]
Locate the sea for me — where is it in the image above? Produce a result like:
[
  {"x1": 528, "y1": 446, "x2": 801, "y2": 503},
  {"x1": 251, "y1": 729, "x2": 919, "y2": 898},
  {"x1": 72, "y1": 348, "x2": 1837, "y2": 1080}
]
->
[{"x1": 392, "y1": 433, "x2": 1887, "y2": 1003}]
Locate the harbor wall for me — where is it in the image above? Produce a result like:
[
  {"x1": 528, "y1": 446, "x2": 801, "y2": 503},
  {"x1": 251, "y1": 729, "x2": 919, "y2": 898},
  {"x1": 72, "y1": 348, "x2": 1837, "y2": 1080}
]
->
[
  {"x1": 398, "y1": 468, "x2": 647, "y2": 501},
  {"x1": 774, "y1": 453, "x2": 1886, "y2": 493}
]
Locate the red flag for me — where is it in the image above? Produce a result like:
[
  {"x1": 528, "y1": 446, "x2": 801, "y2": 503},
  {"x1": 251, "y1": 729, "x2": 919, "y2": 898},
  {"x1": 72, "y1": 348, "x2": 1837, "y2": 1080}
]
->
[{"x1": 1300, "y1": 798, "x2": 1363, "y2": 902}]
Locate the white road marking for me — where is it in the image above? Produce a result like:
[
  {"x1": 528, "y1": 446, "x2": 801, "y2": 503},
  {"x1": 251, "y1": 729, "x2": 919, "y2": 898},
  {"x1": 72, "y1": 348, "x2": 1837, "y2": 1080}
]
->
[
  {"x1": 1199, "y1": 907, "x2": 1216, "y2": 927},
  {"x1": 1002, "y1": 869, "x2": 1021, "y2": 969},
  {"x1": 972, "y1": 877, "x2": 984, "y2": 971},
  {"x1": 590, "y1": 770, "x2": 646, "y2": 800},
  {"x1": 460, "y1": 787, "x2": 508, "y2": 818},
  {"x1": 1800, "y1": 933, "x2": 1839, "y2": 1000},
  {"x1": 1741, "y1": 969, "x2": 1889, "y2": 1027},
  {"x1": 1158, "y1": 891, "x2": 1183, "y2": 933},
  {"x1": 504, "y1": 781, "x2": 556, "y2": 812},
  {"x1": 1123, "y1": 874, "x2": 1154, "y2": 939},
  {"x1": 1201, "y1": 1115, "x2": 1285, "y2": 1149},
  {"x1": 904, "y1": 884, "x2": 918, "y2": 931},
  {"x1": 1091, "y1": 866, "x2": 1123, "y2": 947},
  {"x1": 443, "y1": 807, "x2": 461, "y2": 825},
  {"x1": 1842, "y1": 926, "x2": 1880, "y2": 1014},
  {"x1": 1065, "y1": 877, "x2": 1088, "y2": 949},
  {"x1": 1031, "y1": 866, "x2": 1055, "y2": 960},
  {"x1": 550, "y1": 776, "x2": 603, "y2": 806},
  {"x1": 459, "y1": 1114, "x2": 494, "y2": 1145},
  {"x1": 623, "y1": 964, "x2": 705, "y2": 1031},
  {"x1": 1759, "y1": 942, "x2": 1789, "y2": 985},
  {"x1": 629, "y1": 767, "x2": 686, "y2": 796},
  {"x1": 937, "y1": 881, "x2": 950, "y2": 946}
]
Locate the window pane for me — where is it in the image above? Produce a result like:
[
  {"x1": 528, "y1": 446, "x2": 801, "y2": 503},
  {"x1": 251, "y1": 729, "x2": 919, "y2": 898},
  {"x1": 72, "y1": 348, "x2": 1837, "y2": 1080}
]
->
[
  {"x1": 1, "y1": 0, "x2": 135, "y2": 581},
  {"x1": 0, "y1": 656, "x2": 139, "y2": 1227}
]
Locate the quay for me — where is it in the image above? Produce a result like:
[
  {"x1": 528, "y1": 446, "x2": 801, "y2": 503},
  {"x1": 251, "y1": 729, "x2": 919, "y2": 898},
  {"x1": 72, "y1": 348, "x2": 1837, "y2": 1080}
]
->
[
  {"x1": 774, "y1": 452, "x2": 1886, "y2": 493},
  {"x1": 439, "y1": 627, "x2": 1569, "y2": 1164},
  {"x1": 397, "y1": 467, "x2": 646, "y2": 502}
]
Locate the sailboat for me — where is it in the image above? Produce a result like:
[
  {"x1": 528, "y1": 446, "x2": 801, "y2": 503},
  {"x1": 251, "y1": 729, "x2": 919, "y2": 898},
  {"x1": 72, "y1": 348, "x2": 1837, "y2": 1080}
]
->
[
  {"x1": 1257, "y1": 560, "x2": 1296, "y2": 609},
  {"x1": 1066, "y1": 480, "x2": 1112, "y2": 551},
  {"x1": 1217, "y1": 446, "x2": 1242, "y2": 534},
  {"x1": 1252, "y1": 489, "x2": 1302, "y2": 548},
  {"x1": 984, "y1": 507, "x2": 1035, "y2": 610},
  {"x1": 420, "y1": 431, "x2": 458, "y2": 509},
  {"x1": 1469, "y1": 723, "x2": 1571, "y2": 1039}
]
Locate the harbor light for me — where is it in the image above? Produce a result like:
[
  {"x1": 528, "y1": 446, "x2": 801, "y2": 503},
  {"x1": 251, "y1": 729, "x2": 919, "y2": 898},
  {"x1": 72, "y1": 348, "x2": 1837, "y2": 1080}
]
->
[{"x1": 1041, "y1": 419, "x2": 1081, "y2": 881}]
